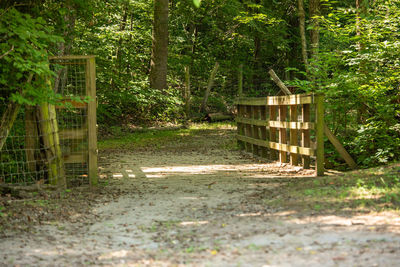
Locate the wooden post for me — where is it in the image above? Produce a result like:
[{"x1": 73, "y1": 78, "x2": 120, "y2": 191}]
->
[
  {"x1": 38, "y1": 103, "x2": 65, "y2": 187},
  {"x1": 278, "y1": 105, "x2": 288, "y2": 163},
  {"x1": 290, "y1": 105, "x2": 299, "y2": 165},
  {"x1": 260, "y1": 106, "x2": 268, "y2": 158},
  {"x1": 315, "y1": 94, "x2": 324, "y2": 176},
  {"x1": 48, "y1": 104, "x2": 66, "y2": 188},
  {"x1": 252, "y1": 106, "x2": 260, "y2": 156},
  {"x1": 245, "y1": 105, "x2": 252, "y2": 153},
  {"x1": 237, "y1": 105, "x2": 245, "y2": 150},
  {"x1": 302, "y1": 104, "x2": 311, "y2": 168},
  {"x1": 86, "y1": 57, "x2": 98, "y2": 186},
  {"x1": 237, "y1": 67, "x2": 244, "y2": 150},
  {"x1": 269, "y1": 106, "x2": 277, "y2": 160}
]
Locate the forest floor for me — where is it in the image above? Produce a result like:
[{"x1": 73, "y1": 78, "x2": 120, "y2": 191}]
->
[{"x1": 1, "y1": 123, "x2": 400, "y2": 266}]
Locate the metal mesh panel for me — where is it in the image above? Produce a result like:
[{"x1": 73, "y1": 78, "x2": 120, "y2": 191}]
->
[
  {"x1": 51, "y1": 58, "x2": 90, "y2": 187},
  {"x1": 0, "y1": 104, "x2": 64, "y2": 185},
  {"x1": 0, "y1": 56, "x2": 96, "y2": 187}
]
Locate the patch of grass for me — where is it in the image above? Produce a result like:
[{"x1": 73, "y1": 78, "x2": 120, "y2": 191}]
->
[
  {"x1": 98, "y1": 122, "x2": 235, "y2": 150},
  {"x1": 263, "y1": 163, "x2": 400, "y2": 213}
]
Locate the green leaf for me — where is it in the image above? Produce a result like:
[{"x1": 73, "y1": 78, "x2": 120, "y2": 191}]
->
[{"x1": 193, "y1": 0, "x2": 201, "y2": 8}]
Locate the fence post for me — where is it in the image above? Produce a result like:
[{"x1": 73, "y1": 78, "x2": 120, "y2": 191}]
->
[
  {"x1": 290, "y1": 105, "x2": 298, "y2": 165},
  {"x1": 86, "y1": 57, "x2": 98, "y2": 186},
  {"x1": 278, "y1": 105, "x2": 287, "y2": 163},
  {"x1": 302, "y1": 104, "x2": 311, "y2": 168},
  {"x1": 269, "y1": 105, "x2": 277, "y2": 160},
  {"x1": 315, "y1": 94, "x2": 324, "y2": 176}
]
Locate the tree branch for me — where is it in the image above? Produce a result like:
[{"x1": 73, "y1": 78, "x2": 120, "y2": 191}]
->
[{"x1": 0, "y1": 45, "x2": 14, "y2": 60}]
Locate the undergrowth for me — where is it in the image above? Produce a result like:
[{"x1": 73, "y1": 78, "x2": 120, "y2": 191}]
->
[{"x1": 264, "y1": 163, "x2": 400, "y2": 213}]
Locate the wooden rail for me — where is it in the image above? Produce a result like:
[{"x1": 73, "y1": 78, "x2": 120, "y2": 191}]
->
[{"x1": 236, "y1": 93, "x2": 325, "y2": 176}]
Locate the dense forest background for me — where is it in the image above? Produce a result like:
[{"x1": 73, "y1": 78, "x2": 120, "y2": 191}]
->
[{"x1": 1, "y1": 0, "x2": 399, "y2": 167}]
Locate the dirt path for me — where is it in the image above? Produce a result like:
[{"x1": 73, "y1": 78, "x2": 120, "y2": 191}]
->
[{"x1": 1, "y1": 128, "x2": 400, "y2": 266}]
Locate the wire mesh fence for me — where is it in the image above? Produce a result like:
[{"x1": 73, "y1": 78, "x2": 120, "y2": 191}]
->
[
  {"x1": 0, "y1": 55, "x2": 97, "y2": 187},
  {"x1": 0, "y1": 103, "x2": 65, "y2": 186}
]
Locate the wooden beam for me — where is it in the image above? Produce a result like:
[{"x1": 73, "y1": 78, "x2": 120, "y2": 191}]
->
[
  {"x1": 236, "y1": 97, "x2": 268, "y2": 106},
  {"x1": 268, "y1": 69, "x2": 292, "y2": 95},
  {"x1": 315, "y1": 95, "x2": 325, "y2": 176},
  {"x1": 49, "y1": 55, "x2": 96, "y2": 60},
  {"x1": 267, "y1": 94, "x2": 313, "y2": 105},
  {"x1": 302, "y1": 104, "x2": 311, "y2": 168},
  {"x1": 237, "y1": 134, "x2": 268, "y2": 148},
  {"x1": 86, "y1": 57, "x2": 98, "y2": 186},
  {"x1": 324, "y1": 124, "x2": 357, "y2": 169},
  {"x1": 236, "y1": 117, "x2": 269, "y2": 127},
  {"x1": 269, "y1": 120, "x2": 314, "y2": 130}
]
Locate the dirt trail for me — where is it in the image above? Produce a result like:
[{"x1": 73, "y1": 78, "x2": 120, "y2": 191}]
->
[{"x1": 1, "y1": 128, "x2": 400, "y2": 266}]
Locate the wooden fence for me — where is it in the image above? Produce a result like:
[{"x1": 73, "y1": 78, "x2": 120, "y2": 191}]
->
[
  {"x1": 236, "y1": 93, "x2": 324, "y2": 176},
  {"x1": 49, "y1": 55, "x2": 98, "y2": 186}
]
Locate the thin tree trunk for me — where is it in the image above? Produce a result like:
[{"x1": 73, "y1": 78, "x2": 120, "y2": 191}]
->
[
  {"x1": 0, "y1": 74, "x2": 33, "y2": 151},
  {"x1": 309, "y1": 0, "x2": 320, "y2": 58},
  {"x1": 298, "y1": 0, "x2": 308, "y2": 68},
  {"x1": 200, "y1": 61, "x2": 219, "y2": 113},
  {"x1": 149, "y1": 0, "x2": 169, "y2": 90},
  {"x1": 184, "y1": 65, "x2": 191, "y2": 123},
  {"x1": 111, "y1": 2, "x2": 129, "y2": 88}
]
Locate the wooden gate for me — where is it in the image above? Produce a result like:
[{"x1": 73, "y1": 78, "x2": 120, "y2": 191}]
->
[
  {"x1": 49, "y1": 55, "x2": 98, "y2": 186},
  {"x1": 236, "y1": 93, "x2": 324, "y2": 176}
]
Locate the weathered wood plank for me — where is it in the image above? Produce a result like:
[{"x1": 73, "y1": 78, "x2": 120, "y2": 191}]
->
[
  {"x1": 236, "y1": 134, "x2": 268, "y2": 148},
  {"x1": 49, "y1": 55, "x2": 96, "y2": 60},
  {"x1": 324, "y1": 125, "x2": 357, "y2": 169},
  {"x1": 268, "y1": 141, "x2": 315, "y2": 156},
  {"x1": 267, "y1": 94, "x2": 313, "y2": 105},
  {"x1": 269, "y1": 120, "x2": 314, "y2": 130},
  {"x1": 236, "y1": 97, "x2": 268, "y2": 106}
]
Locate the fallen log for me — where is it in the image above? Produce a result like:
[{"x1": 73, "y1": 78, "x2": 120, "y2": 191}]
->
[{"x1": 204, "y1": 112, "x2": 234, "y2": 122}]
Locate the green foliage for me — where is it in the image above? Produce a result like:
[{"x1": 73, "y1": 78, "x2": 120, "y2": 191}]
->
[{"x1": 0, "y1": 8, "x2": 63, "y2": 105}]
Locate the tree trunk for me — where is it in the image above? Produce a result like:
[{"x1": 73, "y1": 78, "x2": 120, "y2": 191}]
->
[
  {"x1": 298, "y1": 0, "x2": 308, "y2": 68},
  {"x1": 309, "y1": 0, "x2": 320, "y2": 58},
  {"x1": 0, "y1": 102, "x2": 21, "y2": 152},
  {"x1": 200, "y1": 61, "x2": 219, "y2": 113},
  {"x1": 0, "y1": 74, "x2": 33, "y2": 152},
  {"x1": 184, "y1": 65, "x2": 191, "y2": 124},
  {"x1": 149, "y1": 0, "x2": 169, "y2": 90}
]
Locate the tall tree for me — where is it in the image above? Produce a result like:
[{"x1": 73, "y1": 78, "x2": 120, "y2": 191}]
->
[
  {"x1": 309, "y1": 0, "x2": 320, "y2": 57},
  {"x1": 149, "y1": 0, "x2": 169, "y2": 90},
  {"x1": 298, "y1": 0, "x2": 308, "y2": 68}
]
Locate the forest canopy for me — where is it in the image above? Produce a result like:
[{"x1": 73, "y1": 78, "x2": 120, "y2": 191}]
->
[{"x1": 0, "y1": 0, "x2": 399, "y2": 167}]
